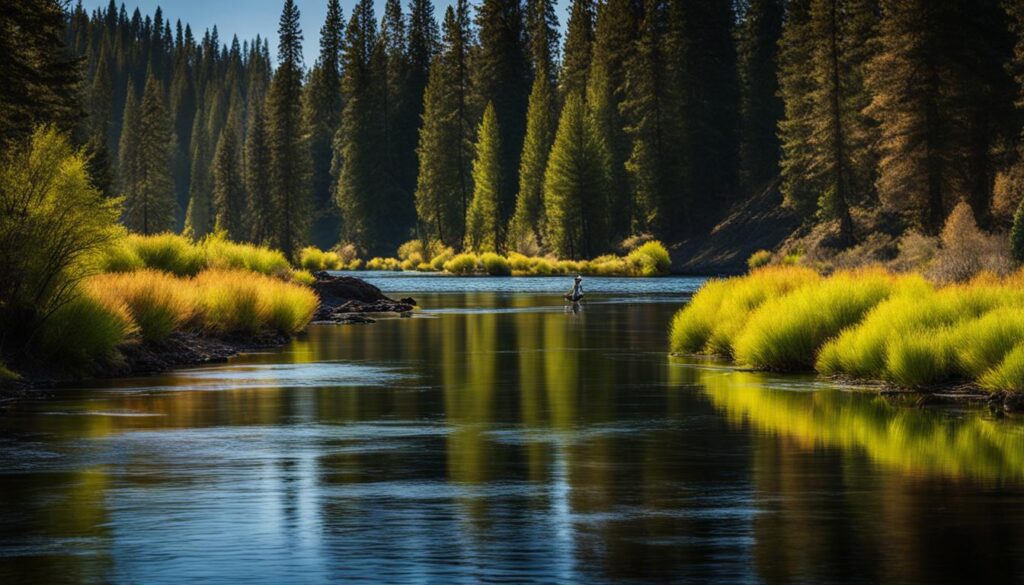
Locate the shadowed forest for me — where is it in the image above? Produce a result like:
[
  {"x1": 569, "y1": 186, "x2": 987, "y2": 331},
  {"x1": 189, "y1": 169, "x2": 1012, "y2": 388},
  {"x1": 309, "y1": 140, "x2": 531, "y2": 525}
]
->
[{"x1": 12, "y1": 0, "x2": 1023, "y2": 265}]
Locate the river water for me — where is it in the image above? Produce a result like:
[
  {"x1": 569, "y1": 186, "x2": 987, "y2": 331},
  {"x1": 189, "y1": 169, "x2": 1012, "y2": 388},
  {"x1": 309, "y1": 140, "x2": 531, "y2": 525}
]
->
[{"x1": 2, "y1": 273, "x2": 1024, "y2": 584}]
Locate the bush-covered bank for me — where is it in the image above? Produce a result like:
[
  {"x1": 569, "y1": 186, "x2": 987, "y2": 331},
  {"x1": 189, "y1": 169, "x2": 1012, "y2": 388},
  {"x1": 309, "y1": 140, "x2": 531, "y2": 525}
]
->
[
  {"x1": 299, "y1": 240, "x2": 672, "y2": 277},
  {"x1": 671, "y1": 266, "x2": 1024, "y2": 394}
]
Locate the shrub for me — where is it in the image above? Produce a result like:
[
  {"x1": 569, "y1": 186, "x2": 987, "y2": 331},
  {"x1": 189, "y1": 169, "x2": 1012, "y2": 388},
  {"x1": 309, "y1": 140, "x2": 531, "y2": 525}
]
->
[
  {"x1": 429, "y1": 246, "x2": 455, "y2": 271},
  {"x1": 479, "y1": 252, "x2": 511, "y2": 275},
  {"x1": 0, "y1": 127, "x2": 123, "y2": 349},
  {"x1": 193, "y1": 270, "x2": 316, "y2": 335},
  {"x1": 625, "y1": 240, "x2": 671, "y2": 276},
  {"x1": 529, "y1": 256, "x2": 556, "y2": 275},
  {"x1": 930, "y1": 202, "x2": 1013, "y2": 283},
  {"x1": 366, "y1": 257, "x2": 401, "y2": 271},
  {"x1": 980, "y1": 344, "x2": 1024, "y2": 391},
  {"x1": 347, "y1": 258, "x2": 364, "y2": 270},
  {"x1": 557, "y1": 260, "x2": 581, "y2": 274},
  {"x1": 586, "y1": 254, "x2": 627, "y2": 276},
  {"x1": 747, "y1": 250, "x2": 772, "y2": 270},
  {"x1": 334, "y1": 243, "x2": 360, "y2": 265},
  {"x1": 444, "y1": 253, "x2": 479, "y2": 275},
  {"x1": 101, "y1": 240, "x2": 144, "y2": 272},
  {"x1": 884, "y1": 331, "x2": 957, "y2": 387},
  {"x1": 733, "y1": 269, "x2": 903, "y2": 370},
  {"x1": 299, "y1": 246, "x2": 327, "y2": 271},
  {"x1": 669, "y1": 266, "x2": 821, "y2": 355},
  {"x1": 85, "y1": 270, "x2": 197, "y2": 343},
  {"x1": 950, "y1": 309, "x2": 1024, "y2": 378},
  {"x1": 35, "y1": 293, "x2": 137, "y2": 369},
  {"x1": 129, "y1": 233, "x2": 205, "y2": 276},
  {"x1": 397, "y1": 239, "x2": 426, "y2": 262},
  {"x1": 290, "y1": 269, "x2": 316, "y2": 286},
  {"x1": 507, "y1": 252, "x2": 532, "y2": 272},
  {"x1": 202, "y1": 235, "x2": 290, "y2": 276}
]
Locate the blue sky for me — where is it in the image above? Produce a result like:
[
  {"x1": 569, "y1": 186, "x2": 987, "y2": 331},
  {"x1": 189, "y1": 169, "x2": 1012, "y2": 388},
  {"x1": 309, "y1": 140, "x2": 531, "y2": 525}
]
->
[{"x1": 85, "y1": 1, "x2": 571, "y2": 66}]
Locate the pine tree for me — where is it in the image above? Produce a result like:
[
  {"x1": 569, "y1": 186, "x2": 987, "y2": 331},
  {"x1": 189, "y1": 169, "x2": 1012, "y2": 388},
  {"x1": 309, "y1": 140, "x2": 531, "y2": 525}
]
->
[
  {"x1": 675, "y1": 0, "x2": 740, "y2": 223},
  {"x1": 543, "y1": 93, "x2": 609, "y2": 259},
  {"x1": 588, "y1": 0, "x2": 639, "y2": 242},
  {"x1": 379, "y1": 0, "x2": 417, "y2": 250},
  {"x1": 183, "y1": 107, "x2": 213, "y2": 239},
  {"x1": 266, "y1": 0, "x2": 311, "y2": 258},
  {"x1": 0, "y1": 0, "x2": 82, "y2": 146},
  {"x1": 621, "y1": 0, "x2": 683, "y2": 237},
  {"x1": 526, "y1": 0, "x2": 560, "y2": 79},
  {"x1": 473, "y1": 0, "x2": 532, "y2": 232},
  {"x1": 780, "y1": 0, "x2": 878, "y2": 243},
  {"x1": 336, "y1": 0, "x2": 383, "y2": 254},
  {"x1": 866, "y1": 0, "x2": 1012, "y2": 234},
  {"x1": 246, "y1": 96, "x2": 274, "y2": 244},
  {"x1": 414, "y1": 1, "x2": 474, "y2": 249},
  {"x1": 124, "y1": 74, "x2": 176, "y2": 234},
  {"x1": 465, "y1": 103, "x2": 502, "y2": 252},
  {"x1": 117, "y1": 88, "x2": 140, "y2": 204},
  {"x1": 737, "y1": 0, "x2": 785, "y2": 192},
  {"x1": 212, "y1": 114, "x2": 246, "y2": 240},
  {"x1": 560, "y1": 0, "x2": 595, "y2": 101},
  {"x1": 508, "y1": 67, "x2": 557, "y2": 248},
  {"x1": 303, "y1": 0, "x2": 344, "y2": 248}
]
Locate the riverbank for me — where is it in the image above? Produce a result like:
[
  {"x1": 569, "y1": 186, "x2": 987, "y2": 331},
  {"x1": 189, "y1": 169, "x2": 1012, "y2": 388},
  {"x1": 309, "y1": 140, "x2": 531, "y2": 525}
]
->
[
  {"x1": 0, "y1": 272, "x2": 414, "y2": 404},
  {"x1": 670, "y1": 266, "x2": 1024, "y2": 409}
]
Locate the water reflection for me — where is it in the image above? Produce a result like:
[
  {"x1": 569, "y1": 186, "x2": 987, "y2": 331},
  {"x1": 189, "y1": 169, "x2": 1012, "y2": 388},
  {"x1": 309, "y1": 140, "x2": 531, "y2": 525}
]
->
[{"x1": 1, "y1": 292, "x2": 1024, "y2": 583}]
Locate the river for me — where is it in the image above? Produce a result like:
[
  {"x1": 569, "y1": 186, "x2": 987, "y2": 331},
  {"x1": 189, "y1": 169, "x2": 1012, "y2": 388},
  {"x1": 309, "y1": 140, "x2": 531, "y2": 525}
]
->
[{"x1": 2, "y1": 273, "x2": 1024, "y2": 584}]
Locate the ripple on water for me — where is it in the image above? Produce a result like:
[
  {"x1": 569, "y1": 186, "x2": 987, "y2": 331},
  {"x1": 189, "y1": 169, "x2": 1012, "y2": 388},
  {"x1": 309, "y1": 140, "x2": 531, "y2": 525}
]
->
[{"x1": 102, "y1": 362, "x2": 412, "y2": 393}]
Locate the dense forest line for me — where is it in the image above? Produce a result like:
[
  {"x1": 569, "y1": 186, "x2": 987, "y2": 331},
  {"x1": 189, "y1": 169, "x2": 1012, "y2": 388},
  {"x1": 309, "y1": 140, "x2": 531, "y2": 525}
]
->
[{"x1": 13, "y1": 0, "x2": 1024, "y2": 262}]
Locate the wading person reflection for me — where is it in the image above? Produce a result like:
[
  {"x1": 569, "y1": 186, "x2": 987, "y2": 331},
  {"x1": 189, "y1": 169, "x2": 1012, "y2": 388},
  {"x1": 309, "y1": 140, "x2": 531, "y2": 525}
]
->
[{"x1": 564, "y1": 275, "x2": 584, "y2": 302}]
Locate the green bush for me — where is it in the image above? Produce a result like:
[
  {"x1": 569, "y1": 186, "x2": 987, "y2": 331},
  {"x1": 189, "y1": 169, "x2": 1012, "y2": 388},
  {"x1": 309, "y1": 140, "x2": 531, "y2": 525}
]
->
[
  {"x1": 444, "y1": 253, "x2": 479, "y2": 275},
  {"x1": 747, "y1": 250, "x2": 772, "y2": 270},
  {"x1": 625, "y1": 240, "x2": 671, "y2": 276},
  {"x1": 981, "y1": 344, "x2": 1024, "y2": 391},
  {"x1": 36, "y1": 294, "x2": 137, "y2": 369},
  {"x1": 479, "y1": 252, "x2": 511, "y2": 275},
  {"x1": 130, "y1": 233, "x2": 206, "y2": 276}
]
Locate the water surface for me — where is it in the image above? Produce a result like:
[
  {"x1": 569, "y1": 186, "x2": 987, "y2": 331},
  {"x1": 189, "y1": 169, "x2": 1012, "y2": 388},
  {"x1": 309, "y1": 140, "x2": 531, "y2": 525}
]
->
[{"x1": 2, "y1": 276, "x2": 1024, "y2": 584}]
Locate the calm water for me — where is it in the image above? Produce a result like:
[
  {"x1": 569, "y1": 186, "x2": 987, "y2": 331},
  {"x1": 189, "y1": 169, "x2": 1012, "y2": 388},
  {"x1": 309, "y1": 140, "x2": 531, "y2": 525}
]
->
[{"x1": 3, "y1": 276, "x2": 1024, "y2": 584}]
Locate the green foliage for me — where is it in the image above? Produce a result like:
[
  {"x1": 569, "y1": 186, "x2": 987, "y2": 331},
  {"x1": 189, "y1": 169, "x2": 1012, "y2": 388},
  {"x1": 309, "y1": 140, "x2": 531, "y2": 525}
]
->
[
  {"x1": 444, "y1": 253, "x2": 480, "y2": 275},
  {"x1": 543, "y1": 93, "x2": 610, "y2": 259},
  {"x1": 1012, "y1": 196, "x2": 1024, "y2": 263},
  {"x1": 124, "y1": 75, "x2": 177, "y2": 235},
  {"x1": 479, "y1": 252, "x2": 512, "y2": 275},
  {"x1": 465, "y1": 104, "x2": 503, "y2": 252},
  {"x1": 35, "y1": 293, "x2": 137, "y2": 370},
  {"x1": 212, "y1": 116, "x2": 247, "y2": 241},
  {"x1": 625, "y1": 240, "x2": 670, "y2": 276},
  {"x1": 747, "y1": 250, "x2": 773, "y2": 270},
  {"x1": 509, "y1": 68, "x2": 557, "y2": 248},
  {"x1": 0, "y1": 127, "x2": 122, "y2": 355}
]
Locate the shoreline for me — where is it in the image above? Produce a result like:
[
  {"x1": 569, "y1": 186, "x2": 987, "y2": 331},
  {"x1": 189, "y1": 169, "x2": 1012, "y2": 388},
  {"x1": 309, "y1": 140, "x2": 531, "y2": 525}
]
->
[{"x1": 671, "y1": 351, "x2": 1024, "y2": 413}]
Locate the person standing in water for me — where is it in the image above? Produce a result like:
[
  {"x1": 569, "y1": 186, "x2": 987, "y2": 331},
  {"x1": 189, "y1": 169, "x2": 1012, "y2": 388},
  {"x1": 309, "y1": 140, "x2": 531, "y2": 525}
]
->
[{"x1": 565, "y1": 275, "x2": 584, "y2": 302}]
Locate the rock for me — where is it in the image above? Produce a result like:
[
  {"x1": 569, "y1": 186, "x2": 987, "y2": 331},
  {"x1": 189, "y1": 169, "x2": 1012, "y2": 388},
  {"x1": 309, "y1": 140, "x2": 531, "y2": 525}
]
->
[
  {"x1": 311, "y1": 272, "x2": 417, "y2": 323},
  {"x1": 1004, "y1": 392, "x2": 1024, "y2": 413}
]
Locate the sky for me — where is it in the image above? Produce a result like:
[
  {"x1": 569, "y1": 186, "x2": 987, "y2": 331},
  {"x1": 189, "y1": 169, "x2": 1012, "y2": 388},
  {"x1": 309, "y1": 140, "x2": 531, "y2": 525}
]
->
[{"x1": 85, "y1": 0, "x2": 571, "y2": 67}]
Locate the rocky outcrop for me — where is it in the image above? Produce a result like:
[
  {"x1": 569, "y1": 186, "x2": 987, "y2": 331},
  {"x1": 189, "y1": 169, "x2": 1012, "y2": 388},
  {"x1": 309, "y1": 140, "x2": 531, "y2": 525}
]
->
[{"x1": 311, "y1": 272, "x2": 415, "y2": 323}]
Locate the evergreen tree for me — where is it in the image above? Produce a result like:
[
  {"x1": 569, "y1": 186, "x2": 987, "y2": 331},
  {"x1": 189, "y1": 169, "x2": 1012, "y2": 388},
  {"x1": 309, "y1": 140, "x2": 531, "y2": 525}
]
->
[
  {"x1": 124, "y1": 74, "x2": 176, "y2": 234},
  {"x1": 588, "y1": 0, "x2": 639, "y2": 242},
  {"x1": 266, "y1": 0, "x2": 311, "y2": 258},
  {"x1": 303, "y1": 0, "x2": 345, "y2": 248},
  {"x1": 212, "y1": 115, "x2": 246, "y2": 240},
  {"x1": 336, "y1": 0, "x2": 383, "y2": 254},
  {"x1": 737, "y1": 0, "x2": 785, "y2": 192},
  {"x1": 1012, "y1": 196, "x2": 1024, "y2": 263},
  {"x1": 508, "y1": 67, "x2": 557, "y2": 248},
  {"x1": 675, "y1": 0, "x2": 740, "y2": 222},
  {"x1": 245, "y1": 96, "x2": 274, "y2": 244},
  {"x1": 866, "y1": 0, "x2": 1013, "y2": 233},
  {"x1": 465, "y1": 103, "x2": 502, "y2": 252},
  {"x1": 183, "y1": 107, "x2": 213, "y2": 239},
  {"x1": 526, "y1": 0, "x2": 560, "y2": 79},
  {"x1": 473, "y1": 0, "x2": 532, "y2": 231},
  {"x1": 543, "y1": 93, "x2": 609, "y2": 259},
  {"x1": 621, "y1": 0, "x2": 683, "y2": 237},
  {"x1": 780, "y1": 0, "x2": 878, "y2": 243},
  {"x1": 0, "y1": 0, "x2": 82, "y2": 146},
  {"x1": 117, "y1": 88, "x2": 140, "y2": 203},
  {"x1": 560, "y1": 0, "x2": 595, "y2": 101},
  {"x1": 414, "y1": 2, "x2": 474, "y2": 248}
]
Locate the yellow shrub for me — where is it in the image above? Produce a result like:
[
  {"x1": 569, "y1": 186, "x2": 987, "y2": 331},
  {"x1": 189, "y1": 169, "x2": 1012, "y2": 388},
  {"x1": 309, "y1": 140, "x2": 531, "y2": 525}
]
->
[
  {"x1": 85, "y1": 270, "x2": 197, "y2": 342},
  {"x1": 444, "y1": 253, "x2": 479, "y2": 275}
]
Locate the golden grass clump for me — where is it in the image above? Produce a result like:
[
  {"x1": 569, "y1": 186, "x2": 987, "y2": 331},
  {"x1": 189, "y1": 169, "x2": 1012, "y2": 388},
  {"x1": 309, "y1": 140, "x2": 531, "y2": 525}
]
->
[
  {"x1": 193, "y1": 269, "x2": 317, "y2": 335},
  {"x1": 121, "y1": 233, "x2": 205, "y2": 276},
  {"x1": 747, "y1": 250, "x2": 772, "y2": 270},
  {"x1": 202, "y1": 236, "x2": 290, "y2": 275},
  {"x1": 732, "y1": 269, "x2": 910, "y2": 370},
  {"x1": 290, "y1": 269, "x2": 317, "y2": 286},
  {"x1": 625, "y1": 240, "x2": 671, "y2": 276},
  {"x1": 444, "y1": 253, "x2": 479, "y2": 275},
  {"x1": 479, "y1": 252, "x2": 511, "y2": 275},
  {"x1": 85, "y1": 270, "x2": 197, "y2": 342},
  {"x1": 365, "y1": 257, "x2": 402, "y2": 271},
  {"x1": 37, "y1": 293, "x2": 138, "y2": 368},
  {"x1": 670, "y1": 266, "x2": 821, "y2": 355}
]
